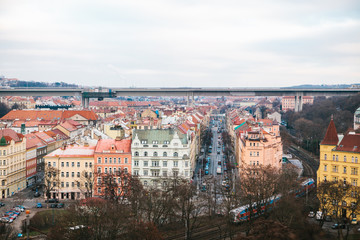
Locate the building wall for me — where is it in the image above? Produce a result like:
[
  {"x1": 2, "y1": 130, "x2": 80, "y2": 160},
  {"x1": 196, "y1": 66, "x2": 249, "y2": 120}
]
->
[
  {"x1": 317, "y1": 144, "x2": 360, "y2": 218},
  {"x1": 0, "y1": 139, "x2": 27, "y2": 199},
  {"x1": 45, "y1": 156, "x2": 94, "y2": 200}
]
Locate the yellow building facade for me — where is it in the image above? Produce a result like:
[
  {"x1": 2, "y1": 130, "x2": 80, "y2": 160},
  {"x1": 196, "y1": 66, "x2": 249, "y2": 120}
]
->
[
  {"x1": 0, "y1": 129, "x2": 27, "y2": 199},
  {"x1": 317, "y1": 119, "x2": 360, "y2": 218}
]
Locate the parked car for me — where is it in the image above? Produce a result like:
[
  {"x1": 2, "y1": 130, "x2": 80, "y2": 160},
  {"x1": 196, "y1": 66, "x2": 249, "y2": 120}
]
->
[
  {"x1": 34, "y1": 192, "x2": 41, "y2": 197},
  {"x1": 16, "y1": 205, "x2": 25, "y2": 211},
  {"x1": 50, "y1": 203, "x2": 58, "y2": 208},
  {"x1": 351, "y1": 218, "x2": 358, "y2": 225},
  {"x1": 308, "y1": 211, "x2": 315, "y2": 218},
  {"x1": 325, "y1": 215, "x2": 332, "y2": 222},
  {"x1": 316, "y1": 211, "x2": 323, "y2": 220},
  {"x1": 57, "y1": 203, "x2": 64, "y2": 208},
  {"x1": 331, "y1": 223, "x2": 346, "y2": 229},
  {"x1": 0, "y1": 217, "x2": 9, "y2": 223},
  {"x1": 36, "y1": 203, "x2": 42, "y2": 208},
  {"x1": 46, "y1": 199, "x2": 59, "y2": 203}
]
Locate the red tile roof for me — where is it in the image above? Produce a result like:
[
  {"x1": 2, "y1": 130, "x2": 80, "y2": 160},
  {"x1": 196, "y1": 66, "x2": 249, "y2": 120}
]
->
[
  {"x1": 321, "y1": 119, "x2": 339, "y2": 145},
  {"x1": 95, "y1": 139, "x2": 131, "y2": 153},
  {"x1": 335, "y1": 133, "x2": 360, "y2": 153},
  {"x1": 1, "y1": 110, "x2": 98, "y2": 121},
  {"x1": 0, "y1": 129, "x2": 24, "y2": 142}
]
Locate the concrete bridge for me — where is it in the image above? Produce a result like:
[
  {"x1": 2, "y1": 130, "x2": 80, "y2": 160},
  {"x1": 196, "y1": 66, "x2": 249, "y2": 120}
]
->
[{"x1": 0, "y1": 87, "x2": 358, "y2": 112}]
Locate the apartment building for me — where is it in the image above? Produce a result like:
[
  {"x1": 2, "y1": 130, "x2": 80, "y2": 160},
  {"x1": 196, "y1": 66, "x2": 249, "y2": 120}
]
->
[
  {"x1": 131, "y1": 129, "x2": 191, "y2": 187},
  {"x1": 44, "y1": 144, "x2": 95, "y2": 200},
  {"x1": 94, "y1": 138, "x2": 131, "y2": 196},
  {"x1": 317, "y1": 119, "x2": 360, "y2": 218},
  {"x1": 236, "y1": 122, "x2": 282, "y2": 173},
  {"x1": 0, "y1": 129, "x2": 27, "y2": 199},
  {"x1": 281, "y1": 96, "x2": 314, "y2": 111}
]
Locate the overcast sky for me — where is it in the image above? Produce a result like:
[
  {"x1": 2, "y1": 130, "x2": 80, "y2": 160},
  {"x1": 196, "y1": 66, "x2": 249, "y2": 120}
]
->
[{"x1": 0, "y1": 0, "x2": 359, "y2": 88}]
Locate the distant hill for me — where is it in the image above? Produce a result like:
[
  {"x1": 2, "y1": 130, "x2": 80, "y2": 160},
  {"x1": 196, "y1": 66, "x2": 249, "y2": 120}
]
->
[
  {"x1": 0, "y1": 76, "x2": 79, "y2": 88},
  {"x1": 284, "y1": 84, "x2": 360, "y2": 89}
]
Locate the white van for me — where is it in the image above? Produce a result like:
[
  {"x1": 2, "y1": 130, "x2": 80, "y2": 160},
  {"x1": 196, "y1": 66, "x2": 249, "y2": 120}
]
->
[{"x1": 316, "y1": 211, "x2": 323, "y2": 220}]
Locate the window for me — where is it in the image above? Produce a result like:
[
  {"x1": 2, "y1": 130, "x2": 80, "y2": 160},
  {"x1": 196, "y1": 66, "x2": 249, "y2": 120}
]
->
[
  {"x1": 324, "y1": 165, "x2": 327, "y2": 172},
  {"x1": 151, "y1": 170, "x2": 160, "y2": 176},
  {"x1": 105, "y1": 158, "x2": 108, "y2": 163},
  {"x1": 66, "y1": 182, "x2": 69, "y2": 188},
  {"x1": 163, "y1": 171, "x2": 167, "y2": 177},
  {"x1": 257, "y1": 152, "x2": 259, "y2": 157},
  {"x1": 257, "y1": 161, "x2": 259, "y2": 165},
  {"x1": 72, "y1": 162, "x2": 75, "y2": 167},
  {"x1": 109, "y1": 158, "x2": 112, "y2": 164},
  {"x1": 174, "y1": 152, "x2": 178, "y2": 157},
  {"x1": 144, "y1": 161, "x2": 148, "y2": 167},
  {"x1": 185, "y1": 171, "x2": 189, "y2": 177},
  {"x1": 324, "y1": 154, "x2": 327, "y2": 160},
  {"x1": 61, "y1": 172, "x2": 64, "y2": 177},
  {"x1": 61, "y1": 182, "x2": 64, "y2": 187},
  {"x1": 185, "y1": 161, "x2": 188, "y2": 168},
  {"x1": 352, "y1": 157, "x2": 355, "y2": 163},
  {"x1": 97, "y1": 167, "x2": 101, "y2": 173},
  {"x1": 109, "y1": 167, "x2": 112, "y2": 174},
  {"x1": 66, "y1": 162, "x2": 69, "y2": 167},
  {"x1": 77, "y1": 162, "x2": 80, "y2": 167},
  {"x1": 144, "y1": 180, "x2": 148, "y2": 186},
  {"x1": 134, "y1": 170, "x2": 139, "y2": 176},
  {"x1": 89, "y1": 162, "x2": 92, "y2": 168},
  {"x1": 344, "y1": 167, "x2": 347, "y2": 174},
  {"x1": 352, "y1": 179, "x2": 358, "y2": 186},
  {"x1": 61, "y1": 162, "x2": 64, "y2": 167},
  {"x1": 163, "y1": 161, "x2": 167, "y2": 167},
  {"x1": 85, "y1": 162, "x2": 88, "y2": 168},
  {"x1": 118, "y1": 158, "x2": 121, "y2": 164},
  {"x1": 163, "y1": 152, "x2": 167, "y2": 157},
  {"x1": 153, "y1": 152, "x2": 158, "y2": 157},
  {"x1": 72, "y1": 172, "x2": 75, "y2": 177},
  {"x1": 344, "y1": 156, "x2": 347, "y2": 162},
  {"x1": 77, "y1": 172, "x2": 80, "y2": 177},
  {"x1": 173, "y1": 171, "x2": 179, "y2": 177},
  {"x1": 105, "y1": 168, "x2": 108, "y2": 173},
  {"x1": 333, "y1": 155, "x2": 335, "y2": 161},
  {"x1": 356, "y1": 157, "x2": 358, "y2": 163},
  {"x1": 174, "y1": 161, "x2": 178, "y2": 167},
  {"x1": 250, "y1": 152, "x2": 252, "y2": 157},
  {"x1": 144, "y1": 152, "x2": 148, "y2": 157},
  {"x1": 324, "y1": 176, "x2": 327, "y2": 181},
  {"x1": 66, "y1": 172, "x2": 69, "y2": 177},
  {"x1": 134, "y1": 160, "x2": 139, "y2": 166},
  {"x1": 336, "y1": 155, "x2": 338, "y2": 161},
  {"x1": 72, "y1": 182, "x2": 75, "y2": 187},
  {"x1": 124, "y1": 158, "x2": 128, "y2": 164},
  {"x1": 144, "y1": 170, "x2": 148, "y2": 176},
  {"x1": 97, "y1": 177, "x2": 101, "y2": 184},
  {"x1": 77, "y1": 182, "x2": 80, "y2": 188},
  {"x1": 98, "y1": 157, "x2": 101, "y2": 163},
  {"x1": 135, "y1": 151, "x2": 139, "y2": 156},
  {"x1": 48, "y1": 162, "x2": 51, "y2": 167},
  {"x1": 351, "y1": 168, "x2": 358, "y2": 175},
  {"x1": 332, "y1": 166, "x2": 338, "y2": 173},
  {"x1": 152, "y1": 161, "x2": 159, "y2": 167}
]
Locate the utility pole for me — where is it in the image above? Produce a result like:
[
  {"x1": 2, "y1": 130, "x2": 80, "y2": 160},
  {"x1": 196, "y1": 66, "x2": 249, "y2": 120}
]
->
[{"x1": 26, "y1": 210, "x2": 30, "y2": 240}]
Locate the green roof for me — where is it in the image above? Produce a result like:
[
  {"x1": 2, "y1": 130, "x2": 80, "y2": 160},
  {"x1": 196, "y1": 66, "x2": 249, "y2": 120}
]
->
[
  {"x1": 133, "y1": 129, "x2": 188, "y2": 144},
  {"x1": 234, "y1": 121, "x2": 247, "y2": 131},
  {"x1": 0, "y1": 137, "x2": 6, "y2": 146}
]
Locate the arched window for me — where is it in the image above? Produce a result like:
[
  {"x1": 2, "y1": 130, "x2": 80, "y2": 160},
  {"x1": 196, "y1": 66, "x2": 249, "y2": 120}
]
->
[
  {"x1": 174, "y1": 152, "x2": 178, "y2": 157},
  {"x1": 144, "y1": 152, "x2": 148, "y2": 157},
  {"x1": 153, "y1": 152, "x2": 158, "y2": 157},
  {"x1": 144, "y1": 180, "x2": 148, "y2": 186},
  {"x1": 163, "y1": 152, "x2": 167, "y2": 157},
  {"x1": 135, "y1": 151, "x2": 139, "y2": 156}
]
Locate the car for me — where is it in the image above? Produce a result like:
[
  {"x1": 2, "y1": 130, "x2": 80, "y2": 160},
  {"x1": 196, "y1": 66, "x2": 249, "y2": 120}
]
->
[
  {"x1": 36, "y1": 203, "x2": 42, "y2": 208},
  {"x1": 217, "y1": 151, "x2": 220, "y2": 155},
  {"x1": 351, "y1": 218, "x2": 358, "y2": 225},
  {"x1": 0, "y1": 217, "x2": 9, "y2": 223},
  {"x1": 325, "y1": 215, "x2": 332, "y2": 222},
  {"x1": 308, "y1": 211, "x2": 315, "y2": 218},
  {"x1": 316, "y1": 211, "x2": 323, "y2": 220},
  {"x1": 34, "y1": 192, "x2": 41, "y2": 198},
  {"x1": 205, "y1": 170, "x2": 209, "y2": 175},
  {"x1": 57, "y1": 203, "x2": 64, "y2": 208},
  {"x1": 46, "y1": 199, "x2": 59, "y2": 203},
  {"x1": 218, "y1": 161, "x2": 222, "y2": 165},
  {"x1": 16, "y1": 205, "x2": 25, "y2": 211},
  {"x1": 50, "y1": 203, "x2": 58, "y2": 208},
  {"x1": 331, "y1": 223, "x2": 346, "y2": 229},
  {"x1": 69, "y1": 225, "x2": 87, "y2": 231},
  {"x1": 0, "y1": 202, "x2": 5, "y2": 207}
]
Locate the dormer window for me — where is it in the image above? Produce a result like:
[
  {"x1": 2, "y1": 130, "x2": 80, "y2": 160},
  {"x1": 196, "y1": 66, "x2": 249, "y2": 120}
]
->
[
  {"x1": 141, "y1": 140, "x2": 147, "y2": 144},
  {"x1": 152, "y1": 140, "x2": 158, "y2": 144},
  {"x1": 111, "y1": 145, "x2": 115, "y2": 150}
]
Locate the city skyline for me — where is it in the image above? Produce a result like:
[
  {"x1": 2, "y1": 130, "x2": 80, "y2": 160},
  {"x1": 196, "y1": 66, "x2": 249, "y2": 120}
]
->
[{"x1": 0, "y1": 0, "x2": 359, "y2": 88}]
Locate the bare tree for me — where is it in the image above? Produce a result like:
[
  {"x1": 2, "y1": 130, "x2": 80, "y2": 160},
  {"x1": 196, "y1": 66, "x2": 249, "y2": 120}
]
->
[
  {"x1": 76, "y1": 169, "x2": 95, "y2": 198},
  {"x1": 44, "y1": 165, "x2": 60, "y2": 204}
]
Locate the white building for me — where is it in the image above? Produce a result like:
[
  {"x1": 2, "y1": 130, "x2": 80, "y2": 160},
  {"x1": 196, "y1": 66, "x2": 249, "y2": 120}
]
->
[{"x1": 131, "y1": 129, "x2": 191, "y2": 187}]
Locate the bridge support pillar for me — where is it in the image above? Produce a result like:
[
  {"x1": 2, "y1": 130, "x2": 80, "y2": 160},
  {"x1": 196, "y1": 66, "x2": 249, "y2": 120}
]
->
[
  {"x1": 81, "y1": 97, "x2": 90, "y2": 109},
  {"x1": 294, "y1": 93, "x2": 303, "y2": 112}
]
